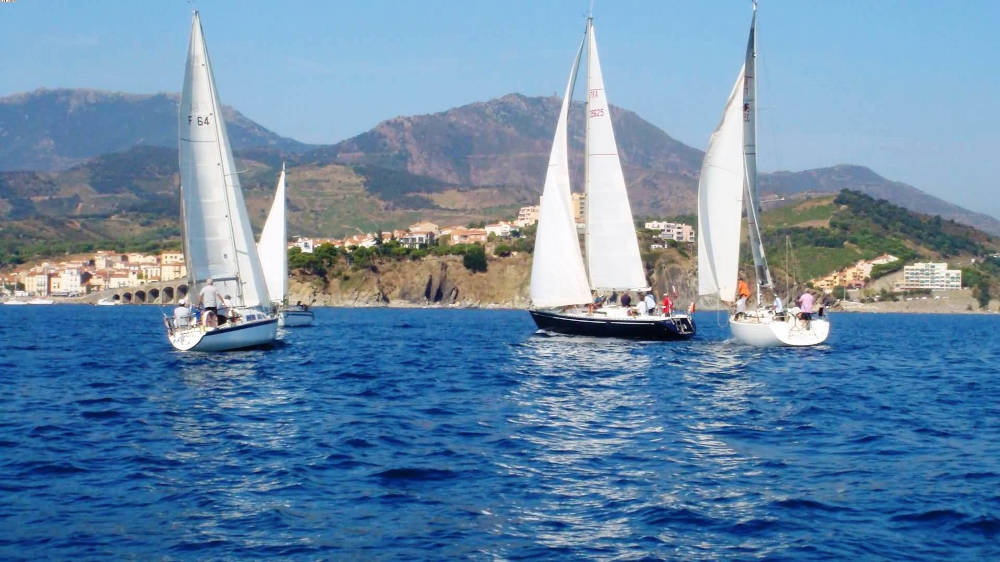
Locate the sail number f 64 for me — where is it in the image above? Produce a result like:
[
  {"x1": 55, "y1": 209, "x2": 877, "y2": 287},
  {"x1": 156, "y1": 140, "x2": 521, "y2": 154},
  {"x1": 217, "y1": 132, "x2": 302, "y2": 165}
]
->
[{"x1": 188, "y1": 114, "x2": 212, "y2": 126}]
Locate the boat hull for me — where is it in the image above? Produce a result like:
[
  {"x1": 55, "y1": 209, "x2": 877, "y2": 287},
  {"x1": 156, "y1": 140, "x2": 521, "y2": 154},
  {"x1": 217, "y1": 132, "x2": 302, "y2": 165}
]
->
[
  {"x1": 530, "y1": 309, "x2": 695, "y2": 340},
  {"x1": 729, "y1": 312, "x2": 830, "y2": 347},
  {"x1": 278, "y1": 309, "x2": 314, "y2": 327},
  {"x1": 167, "y1": 317, "x2": 278, "y2": 352}
]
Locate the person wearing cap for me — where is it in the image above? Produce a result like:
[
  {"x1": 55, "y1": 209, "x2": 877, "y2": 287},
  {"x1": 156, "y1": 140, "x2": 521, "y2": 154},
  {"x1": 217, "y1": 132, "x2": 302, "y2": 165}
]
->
[
  {"x1": 197, "y1": 278, "x2": 219, "y2": 327},
  {"x1": 173, "y1": 297, "x2": 193, "y2": 327}
]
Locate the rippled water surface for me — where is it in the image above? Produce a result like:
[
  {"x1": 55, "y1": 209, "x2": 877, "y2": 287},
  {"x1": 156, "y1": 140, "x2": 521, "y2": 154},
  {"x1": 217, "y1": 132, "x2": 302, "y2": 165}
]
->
[{"x1": 1, "y1": 306, "x2": 998, "y2": 559}]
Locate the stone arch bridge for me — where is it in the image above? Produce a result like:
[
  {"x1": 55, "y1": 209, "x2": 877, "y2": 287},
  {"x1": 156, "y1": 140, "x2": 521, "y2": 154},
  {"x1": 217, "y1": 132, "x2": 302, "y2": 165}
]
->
[{"x1": 82, "y1": 280, "x2": 192, "y2": 306}]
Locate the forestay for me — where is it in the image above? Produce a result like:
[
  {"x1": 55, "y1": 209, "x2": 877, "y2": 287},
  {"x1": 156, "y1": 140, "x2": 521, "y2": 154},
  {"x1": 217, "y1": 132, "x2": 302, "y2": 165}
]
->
[
  {"x1": 178, "y1": 12, "x2": 270, "y2": 309},
  {"x1": 583, "y1": 22, "x2": 647, "y2": 292},
  {"x1": 529, "y1": 34, "x2": 592, "y2": 308}
]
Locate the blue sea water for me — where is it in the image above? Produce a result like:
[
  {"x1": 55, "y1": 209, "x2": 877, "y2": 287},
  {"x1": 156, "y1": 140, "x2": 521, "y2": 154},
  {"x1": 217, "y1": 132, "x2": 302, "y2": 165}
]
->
[{"x1": 0, "y1": 306, "x2": 998, "y2": 560}]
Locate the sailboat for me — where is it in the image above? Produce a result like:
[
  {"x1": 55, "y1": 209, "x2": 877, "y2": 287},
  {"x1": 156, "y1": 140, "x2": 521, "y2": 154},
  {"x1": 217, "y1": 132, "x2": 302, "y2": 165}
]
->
[
  {"x1": 164, "y1": 11, "x2": 278, "y2": 352},
  {"x1": 258, "y1": 164, "x2": 314, "y2": 327},
  {"x1": 528, "y1": 17, "x2": 695, "y2": 340},
  {"x1": 697, "y1": 4, "x2": 830, "y2": 347}
]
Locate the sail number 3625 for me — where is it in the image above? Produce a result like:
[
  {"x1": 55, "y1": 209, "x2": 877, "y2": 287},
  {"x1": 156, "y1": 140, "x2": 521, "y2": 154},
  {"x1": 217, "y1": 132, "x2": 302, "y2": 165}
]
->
[{"x1": 188, "y1": 114, "x2": 211, "y2": 126}]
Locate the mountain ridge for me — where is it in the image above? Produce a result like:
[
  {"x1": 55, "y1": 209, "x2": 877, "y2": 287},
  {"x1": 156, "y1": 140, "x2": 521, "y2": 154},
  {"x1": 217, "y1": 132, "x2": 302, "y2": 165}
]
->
[
  {"x1": 0, "y1": 88, "x2": 998, "y2": 236},
  {"x1": 0, "y1": 88, "x2": 311, "y2": 172}
]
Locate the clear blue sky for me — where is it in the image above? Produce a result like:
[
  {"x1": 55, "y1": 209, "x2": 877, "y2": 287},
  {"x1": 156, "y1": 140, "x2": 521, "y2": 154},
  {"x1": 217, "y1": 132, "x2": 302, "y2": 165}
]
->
[{"x1": 2, "y1": 0, "x2": 998, "y2": 219}]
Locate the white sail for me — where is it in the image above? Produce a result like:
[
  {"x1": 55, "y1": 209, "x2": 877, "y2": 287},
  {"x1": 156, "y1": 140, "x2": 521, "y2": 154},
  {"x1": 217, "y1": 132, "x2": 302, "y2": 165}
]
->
[
  {"x1": 257, "y1": 164, "x2": 288, "y2": 304},
  {"x1": 697, "y1": 64, "x2": 747, "y2": 302},
  {"x1": 529, "y1": 34, "x2": 592, "y2": 308},
  {"x1": 583, "y1": 21, "x2": 647, "y2": 292},
  {"x1": 178, "y1": 12, "x2": 270, "y2": 309}
]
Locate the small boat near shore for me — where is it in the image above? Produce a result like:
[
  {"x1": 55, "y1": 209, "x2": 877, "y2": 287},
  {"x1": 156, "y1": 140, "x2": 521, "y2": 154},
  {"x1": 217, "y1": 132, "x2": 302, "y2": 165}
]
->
[{"x1": 257, "y1": 164, "x2": 314, "y2": 327}]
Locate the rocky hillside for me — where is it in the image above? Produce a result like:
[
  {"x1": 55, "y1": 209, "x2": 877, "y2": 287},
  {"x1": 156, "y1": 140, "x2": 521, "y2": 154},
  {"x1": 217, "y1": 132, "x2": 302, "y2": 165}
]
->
[
  {"x1": 2, "y1": 88, "x2": 999, "y2": 254},
  {"x1": 0, "y1": 88, "x2": 310, "y2": 171},
  {"x1": 283, "y1": 190, "x2": 998, "y2": 309}
]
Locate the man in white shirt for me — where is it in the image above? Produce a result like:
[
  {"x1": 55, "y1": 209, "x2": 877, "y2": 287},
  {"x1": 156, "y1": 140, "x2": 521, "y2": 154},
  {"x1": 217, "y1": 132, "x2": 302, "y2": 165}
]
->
[
  {"x1": 197, "y1": 278, "x2": 219, "y2": 327},
  {"x1": 643, "y1": 293, "x2": 657, "y2": 316},
  {"x1": 173, "y1": 298, "x2": 192, "y2": 327}
]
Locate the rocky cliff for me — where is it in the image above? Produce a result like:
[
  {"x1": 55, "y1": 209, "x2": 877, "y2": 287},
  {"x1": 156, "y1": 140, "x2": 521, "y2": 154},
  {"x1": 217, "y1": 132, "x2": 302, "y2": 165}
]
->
[{"x1": 287, "y1": 249, "x2": 699, "y2": 309}]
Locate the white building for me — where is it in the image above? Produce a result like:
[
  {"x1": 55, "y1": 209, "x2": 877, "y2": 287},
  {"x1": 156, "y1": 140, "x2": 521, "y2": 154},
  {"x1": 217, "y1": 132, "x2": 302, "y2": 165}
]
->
[
  {"x1": 648, "y1": 221, "x2": 695, "y2": 243},
  {"x1": 293, "y1": 237, "x2": 315, "y2": 253},
  {"x1": 898, "y1": 262, "x2": 962, "y2": 290},
  {"x1": 57, "y1": 267, "x2": 83, "y2": 296},
  {"x1": 486, "y1": 221, "x2": 514, "y2": 238},
  {"x1": 515, "y1": 205, "x2": 539, "y2": 227}
]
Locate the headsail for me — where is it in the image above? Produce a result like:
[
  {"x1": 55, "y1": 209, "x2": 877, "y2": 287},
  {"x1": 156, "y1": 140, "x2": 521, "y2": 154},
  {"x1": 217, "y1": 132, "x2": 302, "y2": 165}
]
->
[
  {"x1": 178, "y1": 12, "x2": 270, "y2": 309},
  {"x1": 258, "y1": 163, "x2": 288, "y2": 305},
  {"x1": 697, "y1": 65, "x2": 747, "y2": 302},
  {"x1": 582, "y1": 20, "x2": 647, "y2": 292},
  {"x1": 529, "y1": 32, "x2": 592, "y2": 308},
  {"x1": 741, "y1": 9, "x2": 773, "y2": 289}
]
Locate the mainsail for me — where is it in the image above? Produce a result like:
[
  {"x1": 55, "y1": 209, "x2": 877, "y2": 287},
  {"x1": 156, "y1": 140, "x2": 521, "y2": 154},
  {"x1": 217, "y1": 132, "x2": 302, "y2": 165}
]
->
[
  {"x1": 697, "y1": 64, "x2": 747, "y2": 302},
  {"x1": 257, "y1": 164, "x2": 288, "y2": 304},
  {"x1": 529, "y1": 33, "x2": 591, "y2": 308},
  {"x1": 583, "y1": 20, "x2": 647, "y2": 292},
  {"x1": 178, "y1": 12, "x2": 270, "y2": 309}
]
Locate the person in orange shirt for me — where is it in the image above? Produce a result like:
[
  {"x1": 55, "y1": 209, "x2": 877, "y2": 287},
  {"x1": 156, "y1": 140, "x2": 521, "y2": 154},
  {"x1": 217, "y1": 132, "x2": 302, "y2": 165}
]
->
[{"x1": 735, "y1": 277, "x2": 751, "y2": 317}]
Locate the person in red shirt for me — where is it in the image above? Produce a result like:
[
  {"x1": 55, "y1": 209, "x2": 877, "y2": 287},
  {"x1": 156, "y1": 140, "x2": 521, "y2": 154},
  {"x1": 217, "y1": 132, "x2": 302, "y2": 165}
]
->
[{"x1": 662, "y1": 294, "x2": 673, "y2": 316}]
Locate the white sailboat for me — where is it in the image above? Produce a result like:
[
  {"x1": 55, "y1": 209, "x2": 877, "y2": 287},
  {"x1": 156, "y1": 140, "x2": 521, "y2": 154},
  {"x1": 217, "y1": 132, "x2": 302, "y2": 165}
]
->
[
  {"x1": 258, "y1": 164, "x2": 314, "y2": 327},
  {"x1": 164, "y1": 11, "x2": 277, "y2": 352},
  {"x1": 697, "y1": 4, "x2": 829, "y2": 347},
  {"x1": 528, "y1": 16, "x2": 695, "y2": 340}
]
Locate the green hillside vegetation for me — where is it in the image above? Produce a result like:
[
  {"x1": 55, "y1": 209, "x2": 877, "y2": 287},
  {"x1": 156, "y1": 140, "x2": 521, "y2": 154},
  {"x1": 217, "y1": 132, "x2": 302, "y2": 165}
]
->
[{"x1": 759, "y1": 191, "x2": 998, "y2": 302}]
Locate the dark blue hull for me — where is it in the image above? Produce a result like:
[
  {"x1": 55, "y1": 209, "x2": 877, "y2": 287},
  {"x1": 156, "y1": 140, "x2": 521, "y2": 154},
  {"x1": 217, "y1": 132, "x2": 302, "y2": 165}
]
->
[{"x1": 529, "y1": 310, "x2": 695, "y2": 341}]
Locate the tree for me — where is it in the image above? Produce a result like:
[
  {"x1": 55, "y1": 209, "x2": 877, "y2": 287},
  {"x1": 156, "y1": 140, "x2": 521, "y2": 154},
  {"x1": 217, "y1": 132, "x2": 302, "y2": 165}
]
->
[
  {"x1": 493, "y1": 243, "x2": 512, "y2": 257},
  {"x1": 973, "y1": 281, "x2": 991, "y2": 310},
  {"x1": 462, "y1": 244, "x2": 487, "y2": 272}
]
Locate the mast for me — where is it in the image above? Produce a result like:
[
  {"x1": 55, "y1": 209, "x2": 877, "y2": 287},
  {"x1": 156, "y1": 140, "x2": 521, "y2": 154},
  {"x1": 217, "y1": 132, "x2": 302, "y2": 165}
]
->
[
  {"x1": 582, "y1": 17, "x2": 592, "y2": 272},
  {"x1": 742, "y1": 4, "x2": 773, "y2": 297}
]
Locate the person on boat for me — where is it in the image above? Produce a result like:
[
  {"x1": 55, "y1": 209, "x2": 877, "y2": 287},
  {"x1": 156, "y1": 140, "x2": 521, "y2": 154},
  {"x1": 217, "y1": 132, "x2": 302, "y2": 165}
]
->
[
  {"x1": 643, "y1": 292, "x2": 656, "y2": 315},
  {"x1": 586, "y1": 291, "x2": 603, "y2": 314},
  {"x1": 620, "y1": 293, "x2": 632, "y2": 308},
  {"x1": 637, "y1": 297, "x2": 648, "y2": 316},
  {"x1": 797, "y1": 289, "x2": 815, "y2": 328},
  {"x1": 662, "y1": 294, "x2": 673, "y2": 317},
  {"x1": 219, "y1": 294, "x2": 239, "y2": 325},
  {"x1": 772, "y1": 294, "x2": 787, "y2": 320},
  {"x1": 173, "y1": 298, "x2": 193, "y2": 328},
  {"x1": 197, "y1": 278, "x2": 219, "y2": 328},
  {"x1": 735, "y1": 277, "x2": 751, "y2": 318}
]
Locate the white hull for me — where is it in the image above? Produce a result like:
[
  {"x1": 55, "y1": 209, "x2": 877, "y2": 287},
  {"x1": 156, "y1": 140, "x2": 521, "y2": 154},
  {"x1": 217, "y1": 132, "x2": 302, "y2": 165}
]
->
[
  {"x1": 278, "y1": 309, "x2": 314, "y2": 327},
  {"x1": 167, "y1": 315, "x2": 277, "y2": 352},
  {"x1": 96, "y1": 298, "x2": 119, "y2": 306},
  {"x1": 729, "y1": 312, "x2": 830, "y2": 347},
  {"x1": 2, "y1": 300, "x2": 28, "y2": 306},
  {"x1": 28, "y1": 299, "x2": 54, "y2": 305}
]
